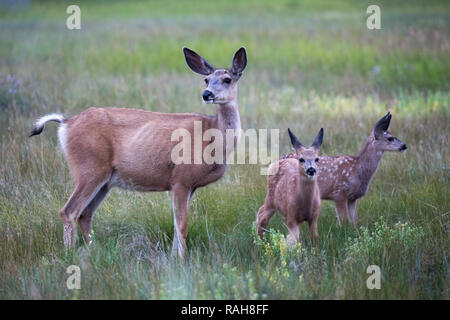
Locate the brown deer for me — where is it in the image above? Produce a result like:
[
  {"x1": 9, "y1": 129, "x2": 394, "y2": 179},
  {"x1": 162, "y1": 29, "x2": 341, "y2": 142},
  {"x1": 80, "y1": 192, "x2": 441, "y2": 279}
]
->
[
  {"x1": 257, "y1": 128, "x2": 324, "y2": 245},
  {"x1": 281, "y1": 112, "x2": 407, "y2": 226},
  {"x1": 29, "y1": 47, "x2": 247, "y2": 259}
]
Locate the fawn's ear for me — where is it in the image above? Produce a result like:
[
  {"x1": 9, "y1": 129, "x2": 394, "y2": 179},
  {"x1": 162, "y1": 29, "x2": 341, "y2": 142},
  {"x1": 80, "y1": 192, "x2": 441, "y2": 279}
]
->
[
  {"x1": 183, "y1": 47, "x2": 215, "y2": 75},
  {"x1": 231, "y1": 47, "x2": 247, "y2": 78},
  {"x1": 374, "y1": 112, "x2": 392, "y2": 139},
  {"x1": 311, "y1": 128, "x2": 324, "y2": 150},
  {"x1": 288, "y1": 128, "x2": 303, "y2": 150}
]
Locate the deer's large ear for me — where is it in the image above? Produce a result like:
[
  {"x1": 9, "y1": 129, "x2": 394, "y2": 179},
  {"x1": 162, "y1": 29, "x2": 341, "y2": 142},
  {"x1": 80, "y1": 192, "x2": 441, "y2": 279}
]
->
[
  {"x1": 288, "y1": 128, "x2": 303, "y2": 151},
  {"x1": 374, "y1": 112, "x2": 392, "y2": 139},
  {"x1": 231, "y1": 47, "x2": 247, "y2": 78},
  {"x1": 183, "y1": 47, "x2": 215, "y2": 75},
  {"x1": 311, "y1": 128, "x2": 324, "y2": 150}
]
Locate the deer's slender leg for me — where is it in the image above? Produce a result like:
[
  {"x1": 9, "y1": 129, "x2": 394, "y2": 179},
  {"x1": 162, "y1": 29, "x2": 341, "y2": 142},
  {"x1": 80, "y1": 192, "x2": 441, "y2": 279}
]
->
[
  {"x1": 286, "y1": 218, "x2": 300, "y2": 246},
  {"x1": 256, "y1": 204, "x2": 275, "y2": 239},
  {"x1": 334, "y1": 200, "x2": 349, "y2": 224},
  {"x1": 309, "y1": 209, "x2": 319, "y2": 245},
  {"x1": 60, "y1": 176, "x2": 109, "y2": 248},
  {"x1": 78, "y1": 184, "x2": 111, "y2": 245},
  {"x1": 347, "y1": 199, "x2": 358, "y2": 226},
  {"x1": 171, "y1": 184, "x2": 191, "y2": 260}
]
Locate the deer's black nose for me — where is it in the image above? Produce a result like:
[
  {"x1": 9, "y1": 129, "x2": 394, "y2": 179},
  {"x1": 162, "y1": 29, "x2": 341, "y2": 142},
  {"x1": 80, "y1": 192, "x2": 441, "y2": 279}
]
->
[
  {"x1": 202, "y1": 90, "x2": 214, "y2": 101},
  {"x1": 306, "y1": 168, "x2": 316, "y2": 176},
  {"x1": 400, "y1": 144, "x2": 407, "y2": 151}
]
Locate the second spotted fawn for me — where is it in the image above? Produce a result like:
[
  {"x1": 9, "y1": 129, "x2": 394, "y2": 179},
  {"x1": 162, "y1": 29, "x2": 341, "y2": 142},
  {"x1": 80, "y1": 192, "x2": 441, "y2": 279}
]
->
[{"x1": 257, "y1": 128, "x2": 324, "y2": 245}]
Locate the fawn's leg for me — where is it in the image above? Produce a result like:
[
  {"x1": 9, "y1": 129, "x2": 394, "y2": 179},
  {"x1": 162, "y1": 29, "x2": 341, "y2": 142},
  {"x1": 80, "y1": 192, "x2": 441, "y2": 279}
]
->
[
  {"x1": 308, "y1": 209, "x2": 319, "y2": 245},
  {"x1": 171, "y1": 184, "x2": 191, "y2": 260},
  {"x1": 286, "y1": 217, "x2": 300, "y2": 246},
  {"x1": 347, "y1": 199, "x2": 358, "y2": 226},
  {"x1": 334, "y1": 200, "x2": 349, "y2": 224},
  {"x1": 256, "y1": 204, "x2": 275, "y2": 239}
]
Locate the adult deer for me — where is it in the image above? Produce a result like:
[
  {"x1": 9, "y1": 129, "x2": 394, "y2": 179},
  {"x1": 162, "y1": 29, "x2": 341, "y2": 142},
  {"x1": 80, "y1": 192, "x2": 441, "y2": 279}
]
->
[
  {"x1": 257, "y1": 128, "x2": 324, "y2": 245},
  {"x1": 281, "y1": 112, "x2": 407, "y2": 226},
  {"x1": 29, "y1": 47, "x2": 247, "y2": 259}
]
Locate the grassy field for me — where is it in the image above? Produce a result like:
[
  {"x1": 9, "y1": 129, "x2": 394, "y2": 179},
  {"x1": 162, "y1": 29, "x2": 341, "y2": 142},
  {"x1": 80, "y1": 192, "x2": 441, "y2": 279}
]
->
[{"x1": 0, "y1": 0, "x2": 449, "y2": 299}]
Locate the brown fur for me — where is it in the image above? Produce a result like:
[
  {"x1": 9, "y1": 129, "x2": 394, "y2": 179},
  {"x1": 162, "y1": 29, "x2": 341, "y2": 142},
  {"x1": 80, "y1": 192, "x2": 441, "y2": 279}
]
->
[
  {"x1": 31, "y1": 47, "x2": 247, "y2": 259},
  {"x1": 257, "y1": 129, "x2": 323, "y2": 245}
]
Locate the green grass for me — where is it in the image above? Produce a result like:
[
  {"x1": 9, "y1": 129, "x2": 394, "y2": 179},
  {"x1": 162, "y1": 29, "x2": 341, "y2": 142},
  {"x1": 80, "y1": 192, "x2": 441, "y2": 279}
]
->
[{"x1": 0, "y1": 0, "x2": 449, "y2": 299}]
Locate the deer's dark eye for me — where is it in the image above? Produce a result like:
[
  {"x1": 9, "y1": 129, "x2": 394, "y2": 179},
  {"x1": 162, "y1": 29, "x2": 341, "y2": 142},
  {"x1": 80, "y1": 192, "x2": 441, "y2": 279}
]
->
[
  {"x1": 204, "y1": 78, "x2": 209, "y2": 84},
  {"x1": 388, "y1": 137, "x2": 394, "y2": 142},
  {"x1": 223, "y1": 78, "x2": 231, "y2": 84},
  {"x1": 299, "y1": 158, "x2": 305, "y2": 163},
  {"x1": 315, "y1": 158, "x2": 319, "y2": 162}
]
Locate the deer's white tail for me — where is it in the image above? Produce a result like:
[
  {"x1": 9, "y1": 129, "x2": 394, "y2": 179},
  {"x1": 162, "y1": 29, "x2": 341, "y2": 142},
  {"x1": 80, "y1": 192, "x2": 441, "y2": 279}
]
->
[{"x1": 29, "y1": 113, "x2": 65, "y2": 137}]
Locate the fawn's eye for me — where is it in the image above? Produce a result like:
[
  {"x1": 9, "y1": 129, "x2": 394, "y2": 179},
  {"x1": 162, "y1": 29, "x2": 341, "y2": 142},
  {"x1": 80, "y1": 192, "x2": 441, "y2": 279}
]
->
[
  {"x1": 299, "y1": 158, "x2": 305, "y2": 163},
  {"x1": 223, "y1": 78, "x2": 231, "y2": 84},
  {"x1": 204, "y1": 78, "x2": 209, "y2": 84},
  {"x1": 315, "y1": 158, "x2": 319, "y2": 162},
  {"x1": 388, "y1": 137, "x2": 394, "y2": 142}
]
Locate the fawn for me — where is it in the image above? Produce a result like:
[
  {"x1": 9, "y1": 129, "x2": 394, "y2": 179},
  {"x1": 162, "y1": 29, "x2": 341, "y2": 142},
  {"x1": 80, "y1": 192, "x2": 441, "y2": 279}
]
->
[
  {"x1": 257, "y1": 128, "x2": 324, "y2": 245},
  {"x1": 282, "y1": 112, "x2": 407, "y2": 225},
  {"x1": 29, "y1": 47, "x2": 247, "y2": 259}
]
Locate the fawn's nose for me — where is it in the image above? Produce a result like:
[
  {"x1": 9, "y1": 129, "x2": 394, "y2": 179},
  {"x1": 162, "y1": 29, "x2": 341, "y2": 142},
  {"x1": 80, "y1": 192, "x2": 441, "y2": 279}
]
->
[
  {"x1": 306, "y1": 167, "x2": 316, "y2": 176},
  {"x1": 400, "y1": 144, "x2": 407, "y2": 151},
  {"x1": 202, "y1": 90, "x2": 214, "y2": 101}
]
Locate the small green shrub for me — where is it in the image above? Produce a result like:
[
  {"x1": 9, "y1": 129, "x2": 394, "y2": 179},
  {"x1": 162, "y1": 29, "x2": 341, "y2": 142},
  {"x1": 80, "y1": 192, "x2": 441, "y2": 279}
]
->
[{"x1": 344, "y1": 216, "x2": 426, "y2": 265}]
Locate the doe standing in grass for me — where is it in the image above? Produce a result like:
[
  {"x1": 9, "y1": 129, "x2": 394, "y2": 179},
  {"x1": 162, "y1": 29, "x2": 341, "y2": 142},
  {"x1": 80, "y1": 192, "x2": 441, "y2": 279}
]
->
[
  {"x1": 257, "y1": 128, "x2": 324, "y2": 245},
  {"x1": 29, "y1": 47, "x2": 247, "y2": 259}
]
